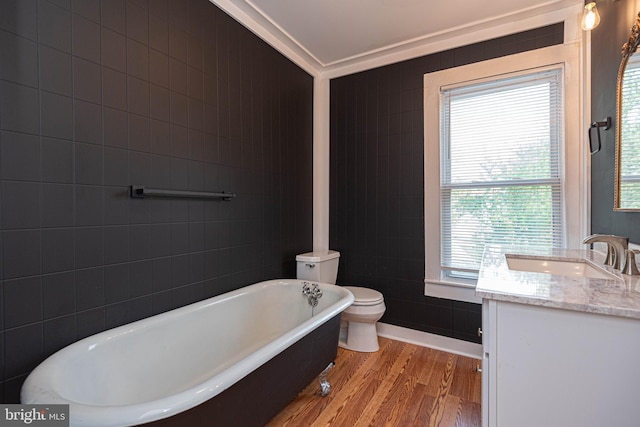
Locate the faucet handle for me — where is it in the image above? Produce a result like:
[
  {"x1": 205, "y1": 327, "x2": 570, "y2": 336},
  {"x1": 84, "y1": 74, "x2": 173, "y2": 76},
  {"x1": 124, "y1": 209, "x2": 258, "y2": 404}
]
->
[
  {"x1": 602, "y1": 243, "x2": 616, "y2": 267},
  {"x1": 622, "y1": 250, "x2": 640, "y2": 276},
  {"x1": 302, "y1": 282, "x2": 312, "y2": 295}
]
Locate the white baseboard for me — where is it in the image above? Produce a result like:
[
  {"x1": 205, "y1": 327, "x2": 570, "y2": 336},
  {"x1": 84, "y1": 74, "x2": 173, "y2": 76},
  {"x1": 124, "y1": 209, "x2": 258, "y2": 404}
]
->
[{"x1": 376, "y1": 322, "x2": 482, "y2": 360}]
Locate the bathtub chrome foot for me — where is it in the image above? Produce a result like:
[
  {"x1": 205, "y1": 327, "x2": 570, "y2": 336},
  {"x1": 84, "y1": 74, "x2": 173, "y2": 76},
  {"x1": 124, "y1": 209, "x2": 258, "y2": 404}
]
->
[{"x1": 319, "y1": 361, "x2": 335, "y2": 397}]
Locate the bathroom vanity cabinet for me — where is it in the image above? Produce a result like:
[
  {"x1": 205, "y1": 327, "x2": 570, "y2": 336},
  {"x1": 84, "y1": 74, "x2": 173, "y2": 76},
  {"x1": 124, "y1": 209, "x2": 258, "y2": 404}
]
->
[
  {"x1": 477, "y1": 247, "x2": 640, "y2": 427},
  {"x1": 481, "y1": 299, "x2": 640, "y2": 427}
]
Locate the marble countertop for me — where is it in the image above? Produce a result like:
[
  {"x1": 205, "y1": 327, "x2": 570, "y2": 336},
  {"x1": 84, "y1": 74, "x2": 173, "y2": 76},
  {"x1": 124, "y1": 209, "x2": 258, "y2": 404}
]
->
[{"x1": 476, "y1": 246, "x2": 640, "y2": 319}]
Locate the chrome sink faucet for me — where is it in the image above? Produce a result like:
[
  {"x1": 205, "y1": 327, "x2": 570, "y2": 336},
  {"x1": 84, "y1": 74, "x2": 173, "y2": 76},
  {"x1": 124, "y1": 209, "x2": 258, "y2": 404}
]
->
[{"x1": 582, "y1": 234, "x2": 629, "y2": 270}]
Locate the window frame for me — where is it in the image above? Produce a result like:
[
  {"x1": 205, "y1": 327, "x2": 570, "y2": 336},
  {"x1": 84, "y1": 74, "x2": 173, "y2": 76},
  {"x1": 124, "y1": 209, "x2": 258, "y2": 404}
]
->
[{"x1": 423, "y1": 43, "x2": 587, "y2": 303}]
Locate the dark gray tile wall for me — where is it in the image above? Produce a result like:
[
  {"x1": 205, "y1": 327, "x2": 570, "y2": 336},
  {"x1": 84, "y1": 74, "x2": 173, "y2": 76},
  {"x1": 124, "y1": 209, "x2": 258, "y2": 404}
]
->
[
  {"x1": 590, "y1": 0, "x2": 640, "y2": 242},
  {"x1": 330, "y1": 24, "x2": 564, "y2": 343},
  {"x1": 0, "y1": 0, "x2": 313, "y2": 402}
]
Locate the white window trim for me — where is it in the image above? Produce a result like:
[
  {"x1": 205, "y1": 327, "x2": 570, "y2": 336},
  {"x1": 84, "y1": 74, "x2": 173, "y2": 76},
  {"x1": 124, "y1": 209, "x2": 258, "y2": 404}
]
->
[{"x1": 423, "y1": 42, "x2": 587, "y2": 303}]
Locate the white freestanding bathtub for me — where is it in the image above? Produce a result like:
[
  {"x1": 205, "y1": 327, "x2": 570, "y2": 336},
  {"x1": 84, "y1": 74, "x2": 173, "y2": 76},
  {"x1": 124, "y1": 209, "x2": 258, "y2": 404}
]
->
[{"x1": 21, "y1": 279, "x2": 354, "y2": 427}]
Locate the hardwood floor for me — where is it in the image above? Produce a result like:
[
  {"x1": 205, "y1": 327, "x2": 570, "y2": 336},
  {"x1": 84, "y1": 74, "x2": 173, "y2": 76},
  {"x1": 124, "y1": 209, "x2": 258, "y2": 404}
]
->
[{"x1": 266, "y1": 337, "x2": 482, "y2": 427}]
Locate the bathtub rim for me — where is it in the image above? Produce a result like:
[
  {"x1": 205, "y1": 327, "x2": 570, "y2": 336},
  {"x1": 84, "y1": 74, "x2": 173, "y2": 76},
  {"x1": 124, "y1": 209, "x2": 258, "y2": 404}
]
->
[{"x1": 21, "y1": 279, "x2": 354, "y2": 427}]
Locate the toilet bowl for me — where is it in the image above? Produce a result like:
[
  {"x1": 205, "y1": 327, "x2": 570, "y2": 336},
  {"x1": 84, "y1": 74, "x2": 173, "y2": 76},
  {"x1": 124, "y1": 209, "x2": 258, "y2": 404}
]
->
[
  {"x1": 296, "y1": 251, "x2": 386, "y2": 353},
  {"x1": 339, "y1": 286, "x2": 385, "y2": 352}
]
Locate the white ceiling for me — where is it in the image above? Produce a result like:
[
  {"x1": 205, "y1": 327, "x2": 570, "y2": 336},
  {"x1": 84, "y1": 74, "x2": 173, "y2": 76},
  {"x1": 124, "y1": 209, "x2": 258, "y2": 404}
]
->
[{"x1": 213, "y1": 0, "x2": 581, "y2": 76}]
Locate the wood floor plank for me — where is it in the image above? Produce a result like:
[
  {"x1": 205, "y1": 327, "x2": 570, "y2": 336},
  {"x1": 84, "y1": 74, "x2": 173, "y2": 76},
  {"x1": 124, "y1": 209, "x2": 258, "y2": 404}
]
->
[
  {"x1": 361, "y1": 365, "x2": 413, "y2": 425},
  {"x1": 397, "y1": 383, "x2": 435, "y2": 426},
  {"x1": 456, "y1": 401, "x2": 482, "y2": 427},
  {"x1": 449, "y1": 355, "x2": 482, "y2": 404},
  {"x1": 310, "y1": 339, "x2": 400, "y2": 426},
  {"x1": 316, "y1": 373, "x2": 380, "y2": 426},
  {"x1": 421, "y1": 350, "x2": 454, "y2": 393},
  {"x1": 269, "y1": 342, "x2": 376, "y2": 426},
  {"x1": 367, "y1": 346, "x2": 432, "y2": 425},
  {"x1": 435, "y1": 395, "x2": 463, "y2": 427},
  {"x1": 353, "y1": 343, "x2": 418, "y2": 427},
  {"x1": 427, "y1": 353, "x2": 458, "y2": 426},
  {"x1": 265, "y1": 337, "x2": 482, "y2": 427}
]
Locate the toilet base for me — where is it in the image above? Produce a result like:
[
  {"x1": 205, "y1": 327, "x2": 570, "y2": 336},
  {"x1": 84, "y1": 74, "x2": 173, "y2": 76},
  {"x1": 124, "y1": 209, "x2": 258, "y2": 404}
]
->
[{"x1": 338, "y1": 321, "x2": 380, "y2": 352}]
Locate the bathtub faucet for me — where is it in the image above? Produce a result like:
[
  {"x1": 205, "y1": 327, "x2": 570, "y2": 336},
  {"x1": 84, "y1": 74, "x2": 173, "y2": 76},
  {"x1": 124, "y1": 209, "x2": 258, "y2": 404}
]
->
[{"x1": 302, "y1": 282, "x2": 323, "y2": 307}]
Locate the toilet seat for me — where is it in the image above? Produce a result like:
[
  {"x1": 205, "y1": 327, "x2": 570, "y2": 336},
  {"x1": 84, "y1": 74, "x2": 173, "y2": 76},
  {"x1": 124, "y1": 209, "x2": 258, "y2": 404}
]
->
[{"x1": 343, "y1": 286, "x2": 384, "y2": 306}]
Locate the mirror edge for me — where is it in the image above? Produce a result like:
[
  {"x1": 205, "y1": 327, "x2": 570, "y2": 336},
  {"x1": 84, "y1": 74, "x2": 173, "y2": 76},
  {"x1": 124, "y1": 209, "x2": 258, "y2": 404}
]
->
[{"x1": 615, "y1": 12, "x2": 640, "y2": 211}]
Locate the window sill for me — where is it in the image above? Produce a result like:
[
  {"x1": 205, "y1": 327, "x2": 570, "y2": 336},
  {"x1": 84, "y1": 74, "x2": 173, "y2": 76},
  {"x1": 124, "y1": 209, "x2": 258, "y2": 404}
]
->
[{"x1": 424, "y1": 279, "x2": 482, "y2": 304}]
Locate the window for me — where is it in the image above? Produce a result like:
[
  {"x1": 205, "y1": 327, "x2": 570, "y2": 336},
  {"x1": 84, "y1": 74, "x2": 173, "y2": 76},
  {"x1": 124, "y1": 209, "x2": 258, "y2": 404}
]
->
[
  {"x1": 424, "y1": 43, "x2": 586, "y2": 303},
  {"x1": 440, "y1": 68, "x2": 563, "y2": 280}
]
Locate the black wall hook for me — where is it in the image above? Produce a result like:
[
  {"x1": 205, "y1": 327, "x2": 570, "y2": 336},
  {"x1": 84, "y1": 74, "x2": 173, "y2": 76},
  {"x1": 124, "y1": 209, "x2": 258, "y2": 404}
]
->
[{"x1": 588, "y1": 117, "x2": 611, "y2": 154}]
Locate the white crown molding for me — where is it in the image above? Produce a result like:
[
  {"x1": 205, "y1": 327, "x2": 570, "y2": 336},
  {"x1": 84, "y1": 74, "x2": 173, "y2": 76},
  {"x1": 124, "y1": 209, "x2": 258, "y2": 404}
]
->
[
  {"x1": 243, "y1": 0, "x2": 327, "y2": 69},
  {"x1": 322, "y1": 3, "x2": 583, "y2": 79},
  {"x1": 210, "y1": 0, "x2": 582, "y2": 79},
  {"x1": 209, "y1": 0, "x2": 322, "y2": 76}
]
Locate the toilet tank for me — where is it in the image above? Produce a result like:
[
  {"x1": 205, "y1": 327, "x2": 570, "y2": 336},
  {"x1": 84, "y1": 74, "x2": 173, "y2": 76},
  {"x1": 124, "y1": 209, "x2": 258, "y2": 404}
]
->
[{"x1": 296, "y1": 250, "x2": 340, "y2": 284}]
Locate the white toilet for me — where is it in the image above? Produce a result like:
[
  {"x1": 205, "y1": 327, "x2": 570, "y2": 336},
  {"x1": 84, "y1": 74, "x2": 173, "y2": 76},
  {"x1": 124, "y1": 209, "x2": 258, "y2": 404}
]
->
[{"x1": 296, "y1": 250, "x2": 386, "y2": 352}]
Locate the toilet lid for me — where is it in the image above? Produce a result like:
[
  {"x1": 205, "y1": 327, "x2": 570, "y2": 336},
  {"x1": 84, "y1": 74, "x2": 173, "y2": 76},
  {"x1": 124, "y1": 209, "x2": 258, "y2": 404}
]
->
[{"x1": 344, "y1": 286, "x2": 384, "y2": 306}]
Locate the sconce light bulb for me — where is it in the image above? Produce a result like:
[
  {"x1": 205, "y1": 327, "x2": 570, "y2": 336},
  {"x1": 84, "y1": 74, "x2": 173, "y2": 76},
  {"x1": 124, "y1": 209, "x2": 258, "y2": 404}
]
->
[{"x1": 581, "y1": 2, "x2": 601, "y2": 31}]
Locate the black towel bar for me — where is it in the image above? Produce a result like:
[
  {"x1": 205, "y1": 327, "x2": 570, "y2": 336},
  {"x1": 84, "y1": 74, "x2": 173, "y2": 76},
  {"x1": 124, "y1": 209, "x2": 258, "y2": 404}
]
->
[{"x1": 129, "y1": 185, "x2": 235, "y2": 200}]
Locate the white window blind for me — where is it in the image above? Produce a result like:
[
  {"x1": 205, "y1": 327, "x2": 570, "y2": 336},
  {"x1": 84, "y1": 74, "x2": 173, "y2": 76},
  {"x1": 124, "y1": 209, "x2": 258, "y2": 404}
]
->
[
  {"x1": 620, "y1": 54, "x2": 640, "y2": 208},
  {"x1": 439, "y1": 68, "x2": 564, "y2": 278}
]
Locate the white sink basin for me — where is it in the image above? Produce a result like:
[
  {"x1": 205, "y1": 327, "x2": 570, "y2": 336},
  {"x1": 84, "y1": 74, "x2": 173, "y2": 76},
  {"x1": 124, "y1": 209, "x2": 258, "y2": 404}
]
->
[{"x1": 505, "y1": 255, "x2": 616, "y2": 280}]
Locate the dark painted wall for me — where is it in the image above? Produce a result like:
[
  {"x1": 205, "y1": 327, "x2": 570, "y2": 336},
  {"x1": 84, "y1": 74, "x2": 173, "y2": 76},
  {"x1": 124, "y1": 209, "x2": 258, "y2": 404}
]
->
[
  {"x1": 330, "y1": 24, "x2": 564, "y2": 343},
  {"x1": 0, "y1": 0, "x2": 313, "y2": 402},
  {"x1": 591, "y1": 0, "x2": 640, "y2": 242}
]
